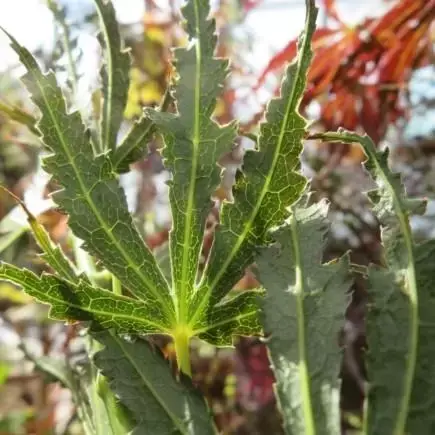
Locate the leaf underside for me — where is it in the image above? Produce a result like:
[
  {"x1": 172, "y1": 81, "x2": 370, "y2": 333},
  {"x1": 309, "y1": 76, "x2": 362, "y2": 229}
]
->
[
  {"x1": 258, "y1": 200, "x2": 351, "y2": 435},
  {"x1": 146, "y1": 0, "x2": 237, "y2": 325},
  {"x1": 3, "y1": 0, "x2": 319, "y2": 381},
  {"x1": 188, "y1": 0, "x2": 317, "y2": 335},
  {"x1": 0, "y1": 264, "x2": 166, "y2": 333},
  {"x1": 323, "y1": 131, "x2": 435, "y2": 435},
  {"x1": 2, "y1": 25, "x2": 174, "y2": 329},
  {"x1": 93, "y1": 0, "x2": 130, "y2": 151}
]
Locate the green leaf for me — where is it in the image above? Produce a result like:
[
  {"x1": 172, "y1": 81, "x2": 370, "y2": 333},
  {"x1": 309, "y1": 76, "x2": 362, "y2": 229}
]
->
[
  {"x1": 190, "y1": 0, "x2": 317, "y2": 327},
  {"x1": 92, "y1": 0, "x2": 130, "y2": 152},
  {"x1": 2, "y1": 29, "x2": 174, "y2": 326},
  {"x1": 258, "y1": 200, "x2": 351, "y2": 435},
  {"x1": 0, "y1": 99, "x2": 39, "y2": 136},
  {"x1": 195, "y1": 290, "x2": 263, "y2": 346},
  {"x1": 93, "y1": 331, "x2": 215, "y2": 435},
  {"x1": 20, "y1": 344, "x2": 95, "y2": 435},
  {"x1": 317, "y1": 131, "x2": 435, "y2": 435},
  {"x1": 112, "y1": 112, "x2": 155, "y2": 172},
  {"x1": 46, "y1": 0, "x2": 80, "y2": 96},
  {"x1": 6, "y1": 190, "x2": 77, "y2": 282},
  {"x1": 0, "y1": 263, "x2": 169, "y2": 333},
  {"x1": 146, "y1": 0, "x2": 237, "y2": 325},
  {"x1": 0, "y1": 362, "x2": 10, "y2": 387},
  {"x1": 112, "y1": 90, "x2": 172, "y2": 172}
]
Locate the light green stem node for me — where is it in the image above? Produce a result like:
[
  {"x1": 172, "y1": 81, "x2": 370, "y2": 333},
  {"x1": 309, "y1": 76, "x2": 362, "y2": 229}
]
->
[{"x1": 173, "y1": 325, "x2": 193, "y2": 377}]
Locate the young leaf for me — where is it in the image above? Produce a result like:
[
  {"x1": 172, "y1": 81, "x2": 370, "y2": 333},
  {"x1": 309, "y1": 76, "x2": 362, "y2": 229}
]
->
[
  {"x1": 258, "y1": 200, "x2": 351, "y2": 435},
  {"x1": 2, "y1": 29, "x2": 174, "y2": 324},
  {"x1": 111, "y1": 113, "x2": 155, "y2": 173},
  {"x1": 92, "y1": 0, "x2": 130, "y2": 151},
  {"x1": 190, "y1": 0, "x2": 317, "y2": 326},
  {"x1": 112, "y1": 91, "x2": 172, "y2": 172},
  {"x1": 93, "y1": 331, "x2": 215, "y2": 435},
  {"x1": 0, "y1": 263, "x2": 169, "y2": 333},
  {"x1": 146, "y1": 0, "x2": 237, "y2": 325},
  {"x1": 317, "y1": 131, "x2": 435, "y2": 435}
]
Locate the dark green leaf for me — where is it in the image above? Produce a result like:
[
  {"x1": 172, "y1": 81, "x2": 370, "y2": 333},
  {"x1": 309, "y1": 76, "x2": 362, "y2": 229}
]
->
[
  {"x1": 317, "y1": 131, "x2": 435, "y2": 435},
  {"x1": 93, "y1": 331, "x2": 215, "y2": 435},
  {"x1": 112, "y1": 112, "x2": 154, "y2": 172},
  {"x1": 259, "y1": 200, "x2": 351, "y2": 435},
  {"x1": 92, "y1": 0, "x2": 130, "y2": 151}
]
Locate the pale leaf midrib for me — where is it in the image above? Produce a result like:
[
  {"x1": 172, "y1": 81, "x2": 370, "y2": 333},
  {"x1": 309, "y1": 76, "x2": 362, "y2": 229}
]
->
[
  {"x1": 190, "y1": 23, "x2": 312, "y2": 328},
  {"x1": 290, "y1": 211, "x2": 315, "y2": 434},
  {"x1": 177, "y1": 0, "x2": 203, "y2": 323},
  {"x1": 23, "y1": 60, "x2": 173, "y2": 322}
]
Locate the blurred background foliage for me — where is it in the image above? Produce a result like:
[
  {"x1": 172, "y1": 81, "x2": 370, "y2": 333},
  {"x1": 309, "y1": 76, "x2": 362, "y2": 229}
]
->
[{"x1": 0, "y1": 0, "x2": 434, "y2": 433}]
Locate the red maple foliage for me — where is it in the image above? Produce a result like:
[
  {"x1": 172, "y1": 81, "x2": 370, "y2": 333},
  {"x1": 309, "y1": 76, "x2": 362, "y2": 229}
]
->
[{"x1": 248, "y1": 0, "x2": 434, "y2": 143}]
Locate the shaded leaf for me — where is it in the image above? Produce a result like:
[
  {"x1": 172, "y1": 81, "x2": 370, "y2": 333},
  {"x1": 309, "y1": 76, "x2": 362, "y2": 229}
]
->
[
  {"x1": 0, "y1": 99, "x2": 39, "y2": 136},
  {"x1": 92, "y1": 0, "x2": 130, "y2": 151},
  {"x1": 112, "y1": 113, "x2": 155, "y2": 172},
  {"x1": 318, "y1": 131, "x2": 435, "y2": 435},
  {"x1": 258, "y1": 200, "x2": 351, "y2": 435},
  {"x1": 113, "y1": 90, "x2": 172, "y2": 172},
  {"x1": 93, "y1": 331, "x2": 215, "y2": 435}
]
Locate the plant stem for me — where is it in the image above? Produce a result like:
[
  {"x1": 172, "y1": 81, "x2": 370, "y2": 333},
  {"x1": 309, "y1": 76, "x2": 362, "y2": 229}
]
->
[
  {"x1": 173, "y1": 328, "x2": 192, "y2": 377},
  {"x1": 112, "y1": 275, "x2": 122, "y2": 295}
]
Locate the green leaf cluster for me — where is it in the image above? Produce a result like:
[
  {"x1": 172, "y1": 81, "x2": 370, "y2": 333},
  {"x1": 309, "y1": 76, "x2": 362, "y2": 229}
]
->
[
  {"x1": 0, "y1": 0, "x2": 316, "y2": 368},
  {"x1": 4, "y1": 0, "x2": 435, "y2": 434},
  {"x1": 0, "y1": 0, "x2": 317, "y2": 430}
]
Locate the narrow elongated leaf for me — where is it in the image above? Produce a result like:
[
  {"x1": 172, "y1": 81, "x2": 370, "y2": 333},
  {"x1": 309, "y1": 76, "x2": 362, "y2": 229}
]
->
[
  {"x1": 195, "y1": 290, "x2": 263, "y2": 345},
  {"x1": 190, "y1": 0, "x2": 317, "y2": 327},
  {"x1": 4, "y1": 189, "x2": 77, "y2": 281},
  {"x1": 93, "y1": 0, "x2": 130, "y2": 151},
  {"x1": 112, "y1": 113, "x2": 155, "y2": 172},
  {"x1": 317, "y1": 131, "x2": 435, "y2": 435},
  {"x1": 146, "y1": 0, "x2": 237, "y2": 323},
  {"x1": 258, "y1": 201, "x2": 351, "y2": 435},
  {"x1": 2, "y1": 30, "x2": 174, "y2": 326},
  {"x1": 93, "y1": 331, "x2": 215, "y2": 435},
  {"x1": 113, "y1": 91, "x2": 171, "y2": 172},
  {"x1": 47, "y1": 0, "x2": 80, "y2": 95},
  {"x1": 20, "y1": 343, "x2": 96, "y2": 435},
  {"x1": 0, "y1": 99, "x2": 39, "y2": 136},
  {"x1": 0, "y1": 263, "x2": 168, "y2": 333}
]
